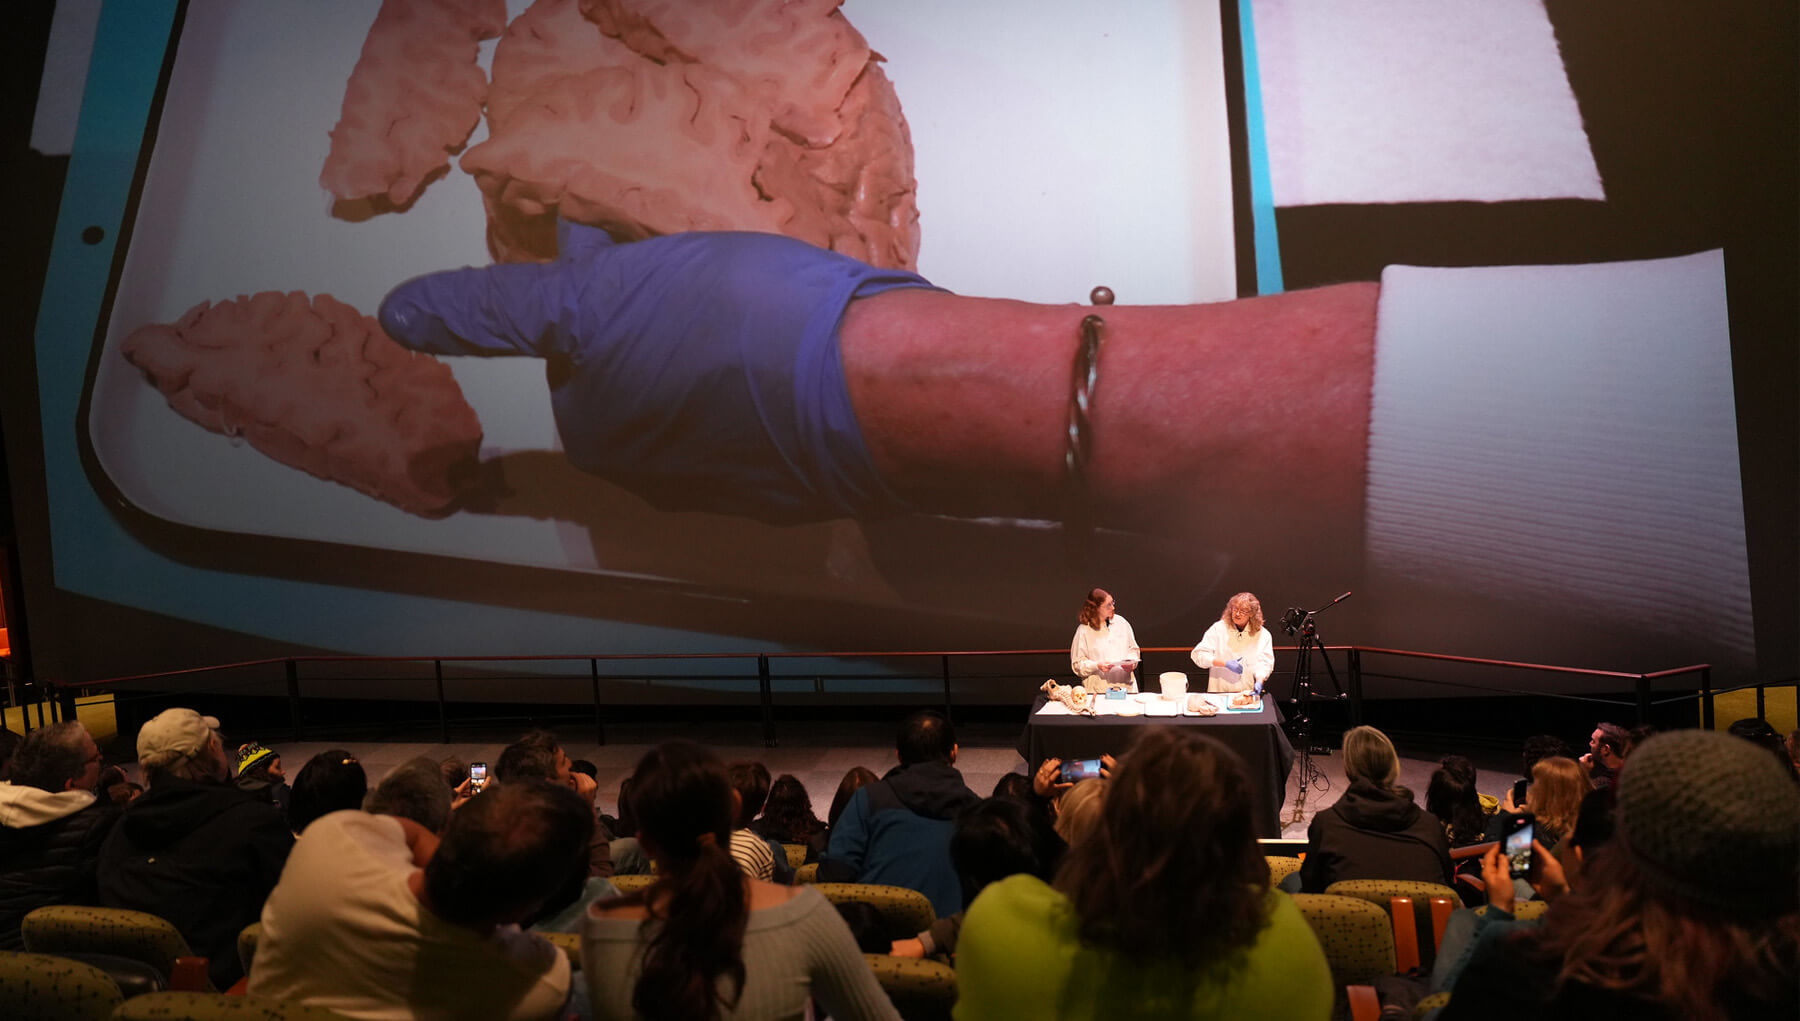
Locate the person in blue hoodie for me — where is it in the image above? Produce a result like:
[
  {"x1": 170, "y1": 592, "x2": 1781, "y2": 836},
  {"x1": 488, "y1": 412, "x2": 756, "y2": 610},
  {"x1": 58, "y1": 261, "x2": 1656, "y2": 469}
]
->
[{"x1": 819, "y1": 710, "x2": 979, "y2": 917}]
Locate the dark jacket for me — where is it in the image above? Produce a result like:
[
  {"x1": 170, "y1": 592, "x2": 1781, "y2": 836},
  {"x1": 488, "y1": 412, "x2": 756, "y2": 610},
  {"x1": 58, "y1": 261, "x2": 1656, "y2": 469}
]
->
[
  {"x1": 97, "y1": 776, "x2": 294, "y2": 989},
  {"x1": 1299, "y1": 778, "x2": 1454, "y2": 893},
  {"x1": 0, "y1": 783, "x2": 121, "y2": 950},
  {"x1": 819, "y1": 760, "x2": 979, "y2": 916}
]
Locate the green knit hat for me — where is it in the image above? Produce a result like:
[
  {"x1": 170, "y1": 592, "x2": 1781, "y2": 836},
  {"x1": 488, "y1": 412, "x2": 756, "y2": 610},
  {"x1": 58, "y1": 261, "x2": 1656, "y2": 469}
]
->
[{"x1": 1615, "y1": 729, "x2": 1800, "y2": 917}]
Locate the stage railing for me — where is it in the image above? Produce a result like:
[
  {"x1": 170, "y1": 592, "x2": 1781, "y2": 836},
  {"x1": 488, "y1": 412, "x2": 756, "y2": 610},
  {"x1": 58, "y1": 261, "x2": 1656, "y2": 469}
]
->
[{"x1": 19, "y1": 644, "x2": 1768, "y2": 746}]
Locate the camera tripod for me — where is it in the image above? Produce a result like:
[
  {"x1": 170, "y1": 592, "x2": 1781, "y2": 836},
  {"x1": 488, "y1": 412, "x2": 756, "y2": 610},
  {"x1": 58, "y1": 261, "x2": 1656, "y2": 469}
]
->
[{"x1": 1284, "y1": 592, "x2": 1351, "y2": 824}]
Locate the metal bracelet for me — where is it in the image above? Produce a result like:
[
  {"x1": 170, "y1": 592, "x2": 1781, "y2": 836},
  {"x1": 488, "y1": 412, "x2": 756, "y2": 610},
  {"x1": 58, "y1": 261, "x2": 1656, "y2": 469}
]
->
[{"x1": 1064, "y1": 286, "x2": 1113, "y2": 560}]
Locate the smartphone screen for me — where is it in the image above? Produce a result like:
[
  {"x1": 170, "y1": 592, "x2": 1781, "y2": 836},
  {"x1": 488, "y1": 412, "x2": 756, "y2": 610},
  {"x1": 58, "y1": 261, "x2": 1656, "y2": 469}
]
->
[
  {"x1": 1059, "y1": 758, "x2": 1104, "y2": 783},
  {"x1": 1511, "y1": 778, "x2": 1530, "y2": 805},
  {"x1": 469, "y1": 762, "x2": 489, "y2": 792},
  {"x1": 1503, "y1": 814, "x2": 1536, "y2": 879}
]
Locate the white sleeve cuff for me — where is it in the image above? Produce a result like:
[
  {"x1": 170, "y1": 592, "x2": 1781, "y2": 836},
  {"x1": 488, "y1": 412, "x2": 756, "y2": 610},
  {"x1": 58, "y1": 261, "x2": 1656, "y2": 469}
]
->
[{"x1": 1365, "y1": 250, "x2": 1752, "y2": 655}]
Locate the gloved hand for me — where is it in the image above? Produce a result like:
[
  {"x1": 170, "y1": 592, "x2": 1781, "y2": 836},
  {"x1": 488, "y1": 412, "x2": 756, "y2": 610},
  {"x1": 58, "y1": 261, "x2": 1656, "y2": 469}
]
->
[
  {"x1": 1225, "y1": 658, "x2": 1244, "y2": 674},
  {"x1": 378, "y1": 221, "x2": 937, "y2": 523}
]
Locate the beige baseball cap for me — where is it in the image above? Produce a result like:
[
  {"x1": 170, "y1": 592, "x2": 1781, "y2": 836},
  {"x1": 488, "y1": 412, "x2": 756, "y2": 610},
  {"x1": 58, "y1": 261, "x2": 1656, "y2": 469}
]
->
[{"x1": 137, "y1": 708, "x2": 222, "y2": 769}]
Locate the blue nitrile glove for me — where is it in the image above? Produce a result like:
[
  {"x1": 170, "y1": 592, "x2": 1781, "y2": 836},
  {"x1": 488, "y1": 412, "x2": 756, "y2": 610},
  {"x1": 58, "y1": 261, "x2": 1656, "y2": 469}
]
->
[
  {"x1": 378, "y1": 222, "x2": 938, "y2": 523},
  {"x1": 1225, "y1": 658, "x2": 1244, "y2": 674},
  {"x1": 1253, "y1": 679, "x2": 1264, "y2": 697}
]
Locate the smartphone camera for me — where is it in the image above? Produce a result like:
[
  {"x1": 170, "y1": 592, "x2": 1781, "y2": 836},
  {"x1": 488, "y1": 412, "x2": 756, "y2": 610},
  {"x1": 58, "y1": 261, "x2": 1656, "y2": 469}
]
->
[
  {"x1": 1503, "y1": 812, "x2": 1537, "y2": 881},
  {"x1": 1511, "y1": 777, "x2": 1530, "y2": 806},
  {"x1": 469, "y1": 762, "x2": 489, "y2": 793},
  {"x1": 1058, "y1": 757, "x2": 1103, "y2": 784}
]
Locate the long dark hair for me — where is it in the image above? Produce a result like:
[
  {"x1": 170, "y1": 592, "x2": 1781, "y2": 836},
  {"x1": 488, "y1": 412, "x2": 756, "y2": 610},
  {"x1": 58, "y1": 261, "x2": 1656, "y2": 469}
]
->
[
  {"x1": 827, "y1": 766, "x2": 878, "y2": 830},
  {"x1": 624, "y1": 741, "x2": 748, "y2": 1021},
  {"x1": 288, "y1": 749, "x2": 366, "y2": 833},
  {"x1": 1056, "y1": 728, "x2": 1269, "y2": 966},
  {"x1": 758, "y1": 774, "x2": 824, "y2": 842},
  {"x1": 1425, "y1": 755, "x2": 1486, "y2": 846}
]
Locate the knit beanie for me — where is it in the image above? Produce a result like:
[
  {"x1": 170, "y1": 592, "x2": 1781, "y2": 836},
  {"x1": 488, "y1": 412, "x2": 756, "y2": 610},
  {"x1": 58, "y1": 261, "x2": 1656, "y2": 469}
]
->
[{"x1": 1615, "y1": 729, "x2": 1800, "y2": 917}]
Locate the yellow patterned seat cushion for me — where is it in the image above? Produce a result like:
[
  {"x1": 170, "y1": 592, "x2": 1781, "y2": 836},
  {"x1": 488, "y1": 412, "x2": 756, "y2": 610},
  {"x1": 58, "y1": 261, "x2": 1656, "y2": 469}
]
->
[
  {"x1": 21, "y1": 906, "x2": 194, "y2": 982},
  {"x1": 1266, "y1": 855, "x2": 1304, "y2": 885},
  {"x1": 811, "y1": 883, "x2": 936, "y2": 941},
  {"x1": 1290, "y1": 893, "x2": 1396, "y2": 989},
  {"x1": 862, "y1": 953, "x2": 955, "y2": 1016},
  {"x1": 0, "y1": 951, "x2": 124, "y2": 1021},
  {"x1": 112, "y1": 991, "x2": 357, "y2": 1019}
]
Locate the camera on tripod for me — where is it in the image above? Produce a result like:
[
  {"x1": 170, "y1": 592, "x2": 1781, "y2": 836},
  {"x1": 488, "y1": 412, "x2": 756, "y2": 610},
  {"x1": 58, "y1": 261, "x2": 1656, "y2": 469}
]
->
[{"x1": 1280, "y1": 607, "x2": 1308, "y2": 636}]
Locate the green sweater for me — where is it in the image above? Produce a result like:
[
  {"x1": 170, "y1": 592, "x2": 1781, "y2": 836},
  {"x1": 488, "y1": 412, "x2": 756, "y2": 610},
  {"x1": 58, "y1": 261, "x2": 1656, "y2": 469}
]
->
[{"x1": 954, "y1": 875, "x2": 1334, "y2": 1021}]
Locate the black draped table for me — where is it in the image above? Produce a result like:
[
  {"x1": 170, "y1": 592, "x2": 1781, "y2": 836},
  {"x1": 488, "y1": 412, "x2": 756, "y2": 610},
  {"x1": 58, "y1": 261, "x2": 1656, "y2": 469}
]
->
[{"x1": 1019, "y1": 694, "x2": 1296, "y2": 838}]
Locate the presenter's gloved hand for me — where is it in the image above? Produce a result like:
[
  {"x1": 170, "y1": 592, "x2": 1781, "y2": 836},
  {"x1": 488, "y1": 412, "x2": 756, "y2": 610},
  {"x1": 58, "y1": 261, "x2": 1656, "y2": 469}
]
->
[
  {"x1": 378, "y1": 221, "x2": 937, "y2": 524},
  {"x1": 1225, "y1": 658, "x2": 1244, "y2": 674}
]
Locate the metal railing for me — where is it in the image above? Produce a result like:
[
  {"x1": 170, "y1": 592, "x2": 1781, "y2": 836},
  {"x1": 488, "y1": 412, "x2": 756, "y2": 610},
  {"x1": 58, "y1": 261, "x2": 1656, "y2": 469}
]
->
[{"x1": 11, "y1": 644, "x2": 1781, "y2": 746}]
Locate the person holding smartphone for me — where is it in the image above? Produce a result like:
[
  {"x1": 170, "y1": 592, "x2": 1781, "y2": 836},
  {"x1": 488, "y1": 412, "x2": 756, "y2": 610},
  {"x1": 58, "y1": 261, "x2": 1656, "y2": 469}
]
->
[{"x1": 1070, "y1": 588, "x2": 1140, "y2": 693}]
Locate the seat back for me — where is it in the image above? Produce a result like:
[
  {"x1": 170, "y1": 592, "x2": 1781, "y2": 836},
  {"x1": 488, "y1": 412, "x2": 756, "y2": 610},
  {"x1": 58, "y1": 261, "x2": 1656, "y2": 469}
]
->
[
  {"x1": 1324, "y1": 880, "x2": 1459, "y2": 971},
  {"x1": 609, "y1": 874, "x2": 656, "y2": 894},
  {"x1": 794, "y1": 862, "x2": 819, "y2": 884},
  {"x1": 862, "y1": 954, "x2": 956, "y2": 1021},
  {"x1": 781, "y1": 843, "x2": 809, "y2": 869},
  {"x1": 21, "y1": 906, "x2": 202, "y2": 988},
  {"x1": 112, "y1": 991, "x2": 356, "y2": 1019},
  {"x1": 1291, "y1": 892, "x2": 1397, "y2": 1018},
  {"x1": 811, "y1": 883, "x2": 935, "y2": 941},
  {"x1": 0, "y1": 951, "x2": 125, "y2": 1021},
  {"x1": 237, "y1": 923, "x2": 261, "y2": 979},
  {"x1": 540, "y1": 931, "x2": 581, "y2": 969},
  {"x1": 1265, "y1": 855, "x2": 1304, "y2": 886}
]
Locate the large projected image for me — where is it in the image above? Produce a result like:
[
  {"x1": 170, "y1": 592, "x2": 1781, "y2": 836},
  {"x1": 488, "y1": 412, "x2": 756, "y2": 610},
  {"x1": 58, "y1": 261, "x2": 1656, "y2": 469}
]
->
[{"x1": 26, "y1": 0, "x2": 1773, "y2": 683}]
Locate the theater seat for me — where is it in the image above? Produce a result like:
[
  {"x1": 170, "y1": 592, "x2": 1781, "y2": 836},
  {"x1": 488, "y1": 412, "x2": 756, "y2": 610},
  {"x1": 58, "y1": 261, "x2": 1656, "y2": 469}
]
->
[
  {"x1": 811, "y1": 884, "x2": 935, "y2": 942},
  {"x1": 1265, "y1": 855, "x2": 1304, "y2": 886},
  {"x1": 862, "y1": 954, "x2": 955, "y2": 1021},
  {"x1": 1290, "y1": 893, "x2": 1395, "y2": 1021},
  {"x1": 236, "y1": 924, "x2": 261, "y2": 979},
  {"x1": 112, "y1": 991, "x2": 354, "y2": 1019},
  {"x1": 1324, "y1": 880, "x2": 1460, "y2": 972},
  {"x1": 782, "y1": 843, "x2": 809, "y2": 869},
  {"x1": 608, "y1": 874, "x2": 656, "y2": 894},
  {"x1": 21, "y1": 906, "x2": 210, "y2": 991},
  {"x1": 0, "y1": 951, "x2": 124, "y2": 1021},
  {"x1": 795, "y1": 863, "x2": 819, "y2": 884}
]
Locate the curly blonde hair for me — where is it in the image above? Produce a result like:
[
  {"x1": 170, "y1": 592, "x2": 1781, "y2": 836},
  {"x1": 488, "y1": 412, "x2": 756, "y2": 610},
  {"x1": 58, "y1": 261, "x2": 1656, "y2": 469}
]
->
[{"x1": 1220, "y1": 592, "x2": 1264, "y2": 634}]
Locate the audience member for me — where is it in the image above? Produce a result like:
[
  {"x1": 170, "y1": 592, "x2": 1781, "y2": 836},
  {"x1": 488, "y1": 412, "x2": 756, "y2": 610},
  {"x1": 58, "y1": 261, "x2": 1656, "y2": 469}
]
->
[
  {"x1": 1051, "y1": 777, "x2": 1107, "y2": 849},
  {"x1": 497, "y1": 731, "x2": 614, "y2": 877},
  {"x1": 96, "y1": 765, "x2": 143, "y2": 806},
  {"x1": 826, "y1": 765, "x2": 879, "y2": 832},
  {"x1": 726, "y1": 760, "x2": 781, "y2": 881},
  {"x1": 581, "y1": 740, "x2": 898, "y2": 1021},
  {"x1": 1487, "y1": 756, "x2": 1591, "y2": 852},
  {"x1": 440, "y1": 756, "x2": 469, "y2": 791},
  {"x1": 363, "y1": 756, "x2": 453, "y2": 833},
  {"x1": 1297, "y1": 725, "x2": 1453, "y2": 893},
  {"x1": 893, "y1": 794, "x2": 1063, "y2": 961},
  {"x1": 98, "y1": 708, "x2": 293, "y2": 989},
  {"x1": 820, "y1": 711, "x2": 980, "y2": 916},
  {"x1": 288, "y1": 749, "x2": 367, "y2": 834},
  {"x1": 1788, "y1": 729, "x2": 1800, "y2": 774},
  {"x1": 1425, "y1": 755, "x2": 1488, "y2": 847},
  {"x1": 599, "y1": 774, "x2": 636, "y2": 839},
  {"x1": 1726, "y1": 717, "x2": 1800, "y2": 782},
  {"x1": 955, "y1": 728, "x2": 1333, "y2": 1019},
  {"x1": 1624, "y1": 724, "x2": 1658, "y2": 758},
  {"x1": 1440, "y1": 730, "x2": 1799, "y2": 1020},
  {"x1": 751, "y1": 773, "x2": 828, "y2": 863},
  {"x1": 0, "y1": 721, "x2": 116, "y2": 950},
  {"x1": 233, "y1": 742, "x2": 290, "y2": 815},
  {"x1": 569, "y1": 758, "x2": 599, "y2": 780},
  {"x1": 250, "y1": 780, "x2": 590, "y2": 1020},
  {"x1": 1580, "y1": 722, "x2": 1628, "y2": 793},
  {"x1": 989, "y1": 772, "x2": 1034, "y2": 800},
  {"x1": 0, "y1": 726, "x2": 22, "y2": 779}
]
